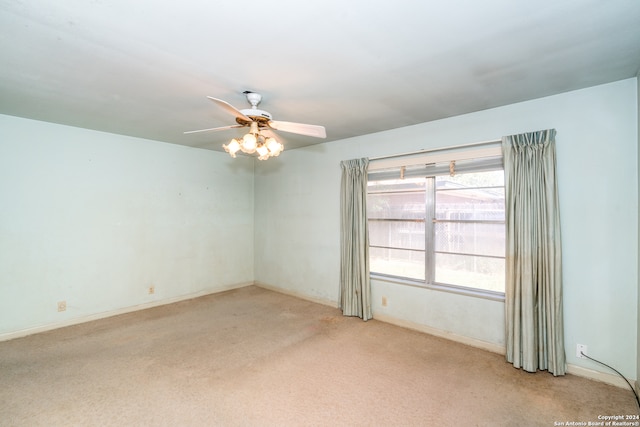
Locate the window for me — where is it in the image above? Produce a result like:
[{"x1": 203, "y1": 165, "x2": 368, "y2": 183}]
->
[{"x1": 367, "y1": 154, "x2": 505, "y2": 297}]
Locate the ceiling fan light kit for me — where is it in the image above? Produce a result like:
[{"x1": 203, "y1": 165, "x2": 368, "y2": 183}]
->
[
  {"x1": 186, "y1": 91, "x2": 326, "y2": 160},
  {"x1": 222, "y1": 121, "x2": 284, "y2": 160}
]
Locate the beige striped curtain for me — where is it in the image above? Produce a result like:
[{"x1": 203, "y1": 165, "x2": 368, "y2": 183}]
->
[
  {"x1": 339, "y1": 158, "x2": 372, "y2": 321},
  {"x1": 503, "y1": 129, "x2": 565, "y2": 375}
]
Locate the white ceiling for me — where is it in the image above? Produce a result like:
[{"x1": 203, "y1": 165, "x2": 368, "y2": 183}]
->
[{"x1": 1, "y1": 0, "x2": 639, "y2": 152}]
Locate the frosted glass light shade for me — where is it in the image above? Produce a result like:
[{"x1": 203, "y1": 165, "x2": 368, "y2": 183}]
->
[
  {"x1": 266, "y1": 137, "x2": 284, "y2": 156},
  {"x1": 222, "y1": 128, "x2": 284, "y2": 160},
  {"x1": 256, "y1": 144, "x2": 269, "y2": 157},
  {"x1": 223, "y1": 138, "x2": 241, "y2": 157},
  {"x1": 242, "y1": 133, "x2": 257, "y2": 153}
]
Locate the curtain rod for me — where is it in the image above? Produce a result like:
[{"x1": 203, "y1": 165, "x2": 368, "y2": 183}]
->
[{"x1": 368, "y1": 138, "x2": 502, "y2": 161}]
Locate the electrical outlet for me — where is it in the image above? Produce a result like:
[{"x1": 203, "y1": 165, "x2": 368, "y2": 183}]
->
[
  {"x1": 576, "y1": 343, "x2": 587, "y2": 359},
  {"x1": 381, "y1": 296, "x2": 387, "y2": 307},
  {"x1": 57, "y1": 301, "x2": 66, "y2": 312},
  {"x1": 148, "y1": 286, "x2": 155, "y2": 295}
]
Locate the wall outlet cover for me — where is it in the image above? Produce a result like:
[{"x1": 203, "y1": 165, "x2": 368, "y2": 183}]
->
[{"x1": 576, "y1": 343, "x2": 587, "y2": 359}]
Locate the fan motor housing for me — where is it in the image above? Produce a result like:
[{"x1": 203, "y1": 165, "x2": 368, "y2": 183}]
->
[{"x1": 238, "y1": 108, "x2": 272, "y2": 123}]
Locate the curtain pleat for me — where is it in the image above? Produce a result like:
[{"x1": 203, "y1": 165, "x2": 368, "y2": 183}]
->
[
  {"x1": 340, "y1": 158, "x2": 372, "y2": 321},
  {"x1": 503, "y1": 129, "x2": 565, "y2": 376}
]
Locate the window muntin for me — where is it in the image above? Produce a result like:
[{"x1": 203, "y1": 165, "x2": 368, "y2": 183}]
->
[{"x1": 367, "y1": 168, "x2": 505, "y2": 295}]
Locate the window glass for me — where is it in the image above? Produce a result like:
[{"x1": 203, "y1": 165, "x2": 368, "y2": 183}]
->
[
  {"x1": 368, "y1": 177, "x2": 426, "y2": 281},
  {"x1": 435, "y1": 253, "x2": 505, "y2": 292},
  {"x1": 367, "y1": 168, "x2": 505, "y2": 295}
]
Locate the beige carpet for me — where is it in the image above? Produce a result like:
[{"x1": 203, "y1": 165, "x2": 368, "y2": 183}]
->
[{"x1": 0, "y1": 286, "x2": 636, "y2": 426}]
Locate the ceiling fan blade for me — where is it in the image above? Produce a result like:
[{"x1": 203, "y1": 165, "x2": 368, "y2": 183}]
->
[
  {"x1": 268, "y1": 120, "x2": 326, "y2": 138},
  {"x1": 207, "y1": 96, "x2": 251, "y2": 122},
  {"x1": 184, "y1": 124, "x2": 244, "y2": 134}
]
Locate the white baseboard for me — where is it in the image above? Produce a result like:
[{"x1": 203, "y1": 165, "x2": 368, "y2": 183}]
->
[
  {"x1": 372, "y1": 312, "x2": 634, "y2": 390},
  {"x1": 373, "y1": 312, "x2": 506, "y2": 355},
  {"x1": 254, "y1": 282, "x2": 339, "y2": 308},
  {"x1": 4, "y1": 282, "x2": 634, "y2": 392},
  {"x1": 566, "y1": 363, "x2": 635, "y2": 390},
  {"x1": 0, "y1": 281, "x2": 253, "y2": 342}
]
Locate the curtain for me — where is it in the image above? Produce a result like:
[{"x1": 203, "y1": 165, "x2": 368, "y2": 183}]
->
[
  {"x1": 503, "y1": 129, "x2": 565, "y2": 375},
  {"x1": 339, "y1": 158, "x2": 372, "y2": 321}
]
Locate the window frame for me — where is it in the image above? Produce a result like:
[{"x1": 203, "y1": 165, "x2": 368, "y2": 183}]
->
[{"x1": 367, "y1": 146, "x2": 505, "y2": 302}]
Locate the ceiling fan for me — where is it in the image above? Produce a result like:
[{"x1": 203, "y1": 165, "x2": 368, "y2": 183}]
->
[{"x1": 185, "y1": 91, "x2": 326, "y2": 160}]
